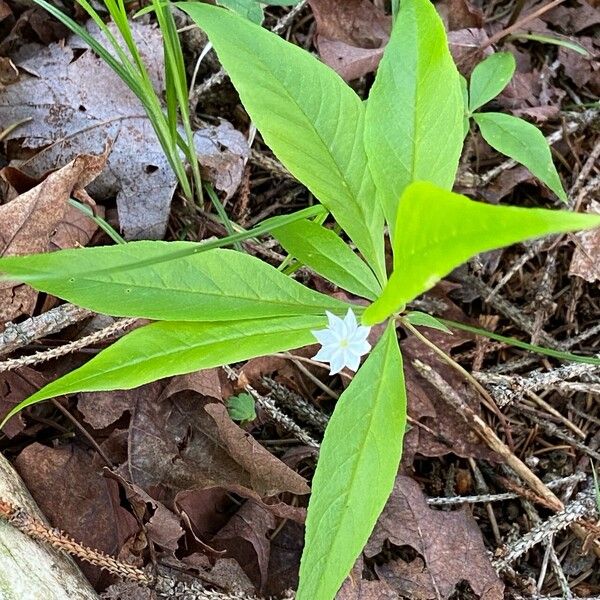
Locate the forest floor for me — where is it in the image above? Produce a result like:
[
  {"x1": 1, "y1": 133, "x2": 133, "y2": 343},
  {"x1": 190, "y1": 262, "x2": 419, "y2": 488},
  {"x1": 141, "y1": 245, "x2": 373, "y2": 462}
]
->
[{"x1": 0, "y1": 0, "x2": 599, "y2": 599}]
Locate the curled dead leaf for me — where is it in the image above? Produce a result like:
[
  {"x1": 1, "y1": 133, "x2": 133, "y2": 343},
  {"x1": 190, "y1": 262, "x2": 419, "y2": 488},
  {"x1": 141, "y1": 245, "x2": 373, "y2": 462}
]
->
[
  {"x1": 0, "y1": 151, "x2": 105, "y2": 324},
  {"x1": 365, "y1": 476, "x2": 504, "y2": 600},
  {"x1": 308, "y1": 0, "x2": 390, "y2": 80}
]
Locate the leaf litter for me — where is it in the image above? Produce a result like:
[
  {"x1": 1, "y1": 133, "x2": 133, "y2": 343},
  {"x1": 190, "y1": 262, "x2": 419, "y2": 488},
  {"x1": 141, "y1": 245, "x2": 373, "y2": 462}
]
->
[
  {"x1": 1, "y1": 0, "x2": 600, "y2": 598},
  {"x1": 0, "y1": 20, "x2": 248, "y2": 239},
  {"x1": 0, "y1": 151, "x2": 105, "y2": 323}
]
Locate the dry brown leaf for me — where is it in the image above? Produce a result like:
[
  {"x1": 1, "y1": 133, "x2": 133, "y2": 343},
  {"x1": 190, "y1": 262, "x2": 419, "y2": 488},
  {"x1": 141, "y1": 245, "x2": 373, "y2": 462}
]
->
[
  {"x1": 175, "y1": 487, "x2": 234, "y2": 540},
  {"x1": 0, "y1": 152, "x2": 105, "y2": 324},
  {"x1": 128, "y1": 391, "x2": 309, "y2": 499},
  {"x1": 106, "y1": 470, "x2": 185, "y2": 555},
  {"x1": 159, "y1": 369, "x2": 222, "y2": 402},
  {"x1": 264, "y1": 520, "x2": 304, "y2": 597},
  {"x1": 337, "y1": 556, "x2": 397, "y2": 599},
  {"x1": 439, "y1": 0, "x2": 483, "y2": 31},
  {"x1": 544, "y1": 0, "x2": 600, "y2": 33},
  {"x1": 204, "y1": 403, "x2": 309, "y2": 496},
  {"x1": 447, "y1": 28, "x2": 491, "y2": 76},
  {"x1": 0, "y1": 22, "x2": 248, "y2": 239},
  {"x1": 308, "y1": 0, "x2": 390, "y2": 80},
  {"x1": 78, "y1": 371, "x2": 220, "y2": 430},
  {"x1": 570, "y1": 200, "x2": 600, "y2": 283},
  {"x1": 211, "y1": 500, "x2": 276, "y2": 592},
  {"x1": 401, "y1": 312, "x2": 500, "y2": 465},
  {"x1": 558, "y1": 38, "x2": 600, "y2": 94},
  {"x1": 14, "y1": 442, "x2": 139, "y2": 586},
  {"x1": 365, "y1": 476, "x2": 504, "y2": 600},
  {"x1": 0, "y1": 367, "x2": 46, "y2": 438},
  {"x1": 308, "y1": 0, "x2": 389, "y2": 46},
  {"x1": 374, "y1": 557, "x2": 435, "y2": 600},
  {"x1": 317, "y1": 39, "x2": 385, "y2": 82}
]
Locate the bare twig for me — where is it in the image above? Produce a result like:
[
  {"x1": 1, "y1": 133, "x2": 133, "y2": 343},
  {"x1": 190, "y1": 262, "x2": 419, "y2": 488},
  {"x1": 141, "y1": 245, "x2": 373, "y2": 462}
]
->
[
  {"x1": 426, "y1": 473, "x2": 586, "y2": 506},
  {"x1": 0, "y1": 318, "x2": 139, "y2": 373},
  {"x1": 0, "y1": 304, "x2": 92, "y2": 357},
  {"x1": 476, "y1": 360, "x2": 600, "y2": 407},
  {"x1": 0, "y1": 499, "x2": 153, "y2": 586},
  {"x1": 413, "y1": 359, "x2": 564, "y2": 511},
  {"x1": 481, "y1": 0, "x2": 566, "y2": 50},
  {"x1": 492, "y1": 489, "x2": 598, "y2": 571}
]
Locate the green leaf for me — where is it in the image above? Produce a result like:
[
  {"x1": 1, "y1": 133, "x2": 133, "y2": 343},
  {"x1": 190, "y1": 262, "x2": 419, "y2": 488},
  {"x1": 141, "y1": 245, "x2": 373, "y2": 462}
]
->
[
  {"x1": 473, "y1": 112, "x2": 567, "y2": 202},
  {"x1": 460, "y1": 75, "x2": 470, "y2": 139},
  {"x1": 363, "y1": 181, "x2": 600, "y2": 324},
  {"x1": 215, "y1": 0, "x2": 264, "y2": 23},
  {"x1": 469, "y1": 52, "x2": 515, "y2": 112},
  {"x1": 273, "y1": 219, "x2": 382, "y2": 300},
  {"x1": 441, "y1": 318, "x2": 600, "y2": 365},
  {"x1": 404, "y1": 311, "x2": 452, "y2": 334},
  {"x1": 179, "y1": 2, "x2": 386, "y2": 283},
  {"x1": 509, "y1": 32, "x2": 589, "y2": 57},
  {"x1": 226, "y1": 393, "x2": 257, "y2": 422},
  {"x1": 298, "y1": 322, "x2": 407, "y2": 600},
  {"x1": 1, "y1": 314, "x2": 326, "y2": 427},
  {"x1": 364, "y1": 0, "x2": 463, "y2": 230},
  {"x1": 0, "y1": 242, "x2": 348, "y2": 321}
]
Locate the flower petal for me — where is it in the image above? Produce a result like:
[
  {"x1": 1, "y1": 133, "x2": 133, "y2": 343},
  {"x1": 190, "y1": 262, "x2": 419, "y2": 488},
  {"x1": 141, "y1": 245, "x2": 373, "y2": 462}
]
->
[
  {"x1": 312, "y1": 328, "x2": 336, "y2": 346},
  {"x1": 348, "y1": 340, "x2": 371, "y2": 356},
  {"x1": 354, "y1": 325, "x2": 371, "y2": 341},
  {"x1": 345, "y1": 351, "x2": 362, "y2": 372},
  {"x1": 343, "y1": 307, "x2": 358, "y2": 331},
  {"x1": 326, "y1": 311, "x2": 341, "y2": 330},
  {"x1": 312, "y1": 345, "x2": 335, "y2": 363},
  {"x1": 328, "y1": 348, "x2": 347, "y2": 375}
]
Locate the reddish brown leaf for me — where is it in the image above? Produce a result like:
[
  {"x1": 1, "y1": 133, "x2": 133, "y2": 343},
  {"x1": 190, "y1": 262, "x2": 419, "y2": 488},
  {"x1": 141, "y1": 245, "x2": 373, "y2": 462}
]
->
[
  {"x1": 78, "y1": 383, "x2": 159, "y2": 430},
  {"x1": 0, "y1": 152, "x2": 105, "y2": 324},
  {"x1": 308, "y1": 0, "x2": 389, "y2": 47},
  {"x1": 204, "y1": 403, "x2": 309, "y2": 496},
  {"x1": 264, "y1": 520, "x2": 304, "y2": 597},
  {"x1": 401, "y1": 313, "x2": 500, "y2": 465},
  {"x1": 558, "y1": 38, "x2": 600, "y2": 94},
  {"x1": 337, "y1": 556, "x2": 397, "y2": 599},
  {"x1": 307, "y1": 0, "x2": 390, "y2": 80},
  {"x1": 107, "y1": 470, "x2": 185, "y2": 554},
  {"x1": 175, "y1": 487, "x2": 234, "y2": 539},
  {"x1": 14, "y1": 443, "x2": 139, "y2": 585},
  {"x1": 78, "y1": 370, "x2": 220, "y2": 430},
  {"x1": 544, "y1": 0, "x2": 600, "y2": 33},
  {"x1": 0, "y1": 367, "x2": 46, "y2": 438},
  {"x1": 365, "y1": 476, "x2": 504, "y2": 600},
  {"x1": 448, "y1": 28, "x2": 491, "y2": 76},
  {"x1": 128, "y1": 391, "x2": 309, "y2": 498},
  {"x1": 159, "y1": 369, "x2": 221, "y2": 401},
  {"x1": 441, "y1": 0, "x2": 484, "y2": 31},
  {"x1": 211, "y1": 500, "x2": 276, "y2": 592},
  {"x1": 570, "y1": 200, "x2": 600, "y2": 283},
  {"x1": 375, "y1": 557, "x2": 439, "y2": 599},
  {"x1": 315, "y1": 38, "x2": 385, "y2": 82}
]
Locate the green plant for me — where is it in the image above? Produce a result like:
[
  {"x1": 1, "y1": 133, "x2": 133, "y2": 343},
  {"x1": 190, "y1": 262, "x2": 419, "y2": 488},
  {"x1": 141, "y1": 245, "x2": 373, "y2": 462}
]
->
[
  {"x1": 1, "y1": 1, "x2": 599, "y2": 598},
  {"x1": 226, "y1": 392, "x2": 257, "y2": 423},
  {"x1": 216, "y1": 0, "x2": 301, "y2": 24},
  {"x1": 466, "y1": 51, "x2": 567, "y2": 201}
]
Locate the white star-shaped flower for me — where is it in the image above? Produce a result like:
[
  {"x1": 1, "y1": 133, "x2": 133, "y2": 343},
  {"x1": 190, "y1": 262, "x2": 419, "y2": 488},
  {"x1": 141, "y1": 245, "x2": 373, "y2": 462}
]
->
[{"x1": 312, "y1": 308, "x2": 371, "y2": 375}]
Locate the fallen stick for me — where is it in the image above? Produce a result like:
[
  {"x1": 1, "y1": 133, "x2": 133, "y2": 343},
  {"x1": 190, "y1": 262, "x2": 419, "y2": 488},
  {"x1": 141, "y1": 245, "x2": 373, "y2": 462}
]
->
[{"x1": 0, "y1": 452, "x2": 99, "y2": 599}]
